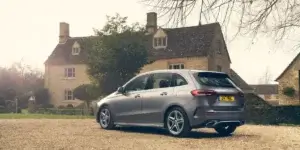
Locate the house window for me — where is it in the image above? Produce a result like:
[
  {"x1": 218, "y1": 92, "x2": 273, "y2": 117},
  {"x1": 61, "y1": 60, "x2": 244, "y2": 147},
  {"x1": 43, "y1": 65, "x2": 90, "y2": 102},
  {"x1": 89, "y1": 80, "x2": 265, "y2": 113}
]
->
[
  {"x1": 217, "y1": 65, "x2": 222, "y2": 72},
  {"x1": 153, "y1": 37, "x2": 167, "y2": 48},
  {"x1": 64, "y1": 68, "x2": 75, "y2": 78},
  {"x1": 64, "y1": 89, "x2": 75, "y2": 100},
  {"x1": 72, "y1": 47, "x2": 80, "y2": 55},
  {"x1": 169, "y1": 63, "x2": 184, "y2": 69}
]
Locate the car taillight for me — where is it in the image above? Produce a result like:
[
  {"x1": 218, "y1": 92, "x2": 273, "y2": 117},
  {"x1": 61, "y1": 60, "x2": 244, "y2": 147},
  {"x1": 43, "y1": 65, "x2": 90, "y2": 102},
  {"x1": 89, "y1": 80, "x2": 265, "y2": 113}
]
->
[
  {"x1": 238, "y1": 92, "x2": 244, "y2": 97},
  {"x1": 191, "y1": 89, "x2": 216, "y2": 96}
]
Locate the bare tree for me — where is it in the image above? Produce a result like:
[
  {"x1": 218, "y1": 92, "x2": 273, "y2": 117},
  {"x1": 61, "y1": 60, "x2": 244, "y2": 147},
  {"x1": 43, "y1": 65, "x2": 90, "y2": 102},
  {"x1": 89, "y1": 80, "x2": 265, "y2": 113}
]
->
[
  {"x1": 141, "y1": 0, "x2": 300, "y2": 44},
  {"x1": 258, "y1": 66, "x2": 273, "y2": 84}
]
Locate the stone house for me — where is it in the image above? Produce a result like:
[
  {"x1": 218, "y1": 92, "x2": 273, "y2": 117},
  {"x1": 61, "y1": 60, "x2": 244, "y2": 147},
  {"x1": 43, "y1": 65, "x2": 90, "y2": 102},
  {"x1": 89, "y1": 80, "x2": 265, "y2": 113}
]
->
[
  {"x1": 44, "y1": 12, "x2": 253, "y2": 107},
  {"x1": 275, "y1": 53, "x2": 300, "y2": 105}
]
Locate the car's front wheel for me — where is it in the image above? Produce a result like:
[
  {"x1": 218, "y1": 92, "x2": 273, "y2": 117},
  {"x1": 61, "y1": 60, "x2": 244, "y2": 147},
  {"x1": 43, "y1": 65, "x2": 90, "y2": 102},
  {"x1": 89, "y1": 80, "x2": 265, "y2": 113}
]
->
[
  {"x1": 98, "y1": 106, "x2": 115, "y2": 130},
  {"x1": 214, "y1": 125, "x2": 237, "y2": 136},
  {"x1": 165, "y1": 107, "x2": 191, "y2": 137}
]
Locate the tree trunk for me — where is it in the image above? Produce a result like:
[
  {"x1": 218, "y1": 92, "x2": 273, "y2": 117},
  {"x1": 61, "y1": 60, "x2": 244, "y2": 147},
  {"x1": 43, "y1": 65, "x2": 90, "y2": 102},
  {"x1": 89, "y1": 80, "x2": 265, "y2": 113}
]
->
[{"x1": 84, "y1": 101, "x2": 90, "y2": 116}]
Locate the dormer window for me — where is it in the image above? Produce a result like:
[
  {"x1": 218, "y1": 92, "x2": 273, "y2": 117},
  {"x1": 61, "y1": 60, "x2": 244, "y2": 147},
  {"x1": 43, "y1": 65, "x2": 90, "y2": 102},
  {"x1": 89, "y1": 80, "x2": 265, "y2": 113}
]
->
[
  {"x1": 72, "y1": 41, "x2": 81, "y2": 55},
  {"x1": 153, "y1": 28, "x2": 167, "y2": 49},
  {"x1": 72, "y1": 47, "x2": 80, "y2": 55},
  {"x1": 154, "y1": 37, "x2": 167, "y2": 48}
]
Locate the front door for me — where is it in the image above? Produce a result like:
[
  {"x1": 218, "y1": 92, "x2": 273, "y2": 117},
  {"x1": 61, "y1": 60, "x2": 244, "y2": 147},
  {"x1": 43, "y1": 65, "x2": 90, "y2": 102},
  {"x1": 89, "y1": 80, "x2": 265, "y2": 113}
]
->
[{"x1": 112, "y1": 74, "x2": 150, "y2": 124}]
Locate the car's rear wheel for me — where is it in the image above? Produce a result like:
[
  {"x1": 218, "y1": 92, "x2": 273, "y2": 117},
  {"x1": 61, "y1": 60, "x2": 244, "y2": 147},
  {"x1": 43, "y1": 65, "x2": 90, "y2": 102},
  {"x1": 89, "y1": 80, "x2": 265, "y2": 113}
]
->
[
  {"x1": 214, "y1": 125, "x2": 237, "y2": 136},
  {"x1": 165, "y1": 107, "x2": 191, "y2": 137},
  {"x1": 99, "y1": 106, "x2": 115, "y2": 130}
]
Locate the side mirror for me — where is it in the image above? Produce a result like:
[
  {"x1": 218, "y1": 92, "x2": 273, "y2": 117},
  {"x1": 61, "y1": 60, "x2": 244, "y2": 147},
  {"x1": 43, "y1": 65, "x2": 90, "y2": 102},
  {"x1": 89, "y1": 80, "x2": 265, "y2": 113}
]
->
[{"x1": 117, "y1": 87, "x2": 125, "y2": 94}]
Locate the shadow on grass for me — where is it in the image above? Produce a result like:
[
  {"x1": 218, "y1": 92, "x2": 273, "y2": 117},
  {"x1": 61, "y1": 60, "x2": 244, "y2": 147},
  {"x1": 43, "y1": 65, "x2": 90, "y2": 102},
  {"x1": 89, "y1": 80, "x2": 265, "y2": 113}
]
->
[{"x1": 112, "y1": 126, "x2": 258, "y2": 139}]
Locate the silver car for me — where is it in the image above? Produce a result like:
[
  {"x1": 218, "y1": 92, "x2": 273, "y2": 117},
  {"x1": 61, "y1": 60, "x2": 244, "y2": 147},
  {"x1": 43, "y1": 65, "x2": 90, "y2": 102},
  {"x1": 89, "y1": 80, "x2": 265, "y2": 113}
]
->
[{"x1": 96, "y1": 69, "x2": 245, "y2": 137}]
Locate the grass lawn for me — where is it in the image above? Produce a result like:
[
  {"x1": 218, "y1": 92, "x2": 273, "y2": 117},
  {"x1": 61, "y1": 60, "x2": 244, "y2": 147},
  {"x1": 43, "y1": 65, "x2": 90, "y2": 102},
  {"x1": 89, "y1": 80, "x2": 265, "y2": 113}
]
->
[{"x1": 0, "y1": 113, "x2": 94, "y2": 119}]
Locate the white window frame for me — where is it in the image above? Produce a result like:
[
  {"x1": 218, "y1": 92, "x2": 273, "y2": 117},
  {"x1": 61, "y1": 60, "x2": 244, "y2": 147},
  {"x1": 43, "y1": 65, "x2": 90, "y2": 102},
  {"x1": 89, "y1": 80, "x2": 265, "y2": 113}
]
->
[
  {"x1": 72, "y1": 47, "x2": 80, "y2": 55},
  {"x1": 153, "y1": 36, "x2": 167, "y2": 48},
  {"x1": 64, "y1": 68, "x2": 75, "y2": 78},
  {"x1": 64, "y1": 89, "x2": 75, "y2": 100},
  {"x1": 169, "y1": 63, "x2": 184, "y2": 69}
]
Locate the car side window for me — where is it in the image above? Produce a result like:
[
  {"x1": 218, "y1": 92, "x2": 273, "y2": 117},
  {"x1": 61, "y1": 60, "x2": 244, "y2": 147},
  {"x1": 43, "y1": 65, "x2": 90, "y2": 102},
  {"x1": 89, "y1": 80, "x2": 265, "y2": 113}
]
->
[
  {"x1": 172, "y1": 73, "x2": 188, "y2": 87},
  {"x1": 125, "y1": 75, "x2": 150, "y2": 92},
  {"x1": 148, "y1": 73, "x2": 173, "y2": 89}
]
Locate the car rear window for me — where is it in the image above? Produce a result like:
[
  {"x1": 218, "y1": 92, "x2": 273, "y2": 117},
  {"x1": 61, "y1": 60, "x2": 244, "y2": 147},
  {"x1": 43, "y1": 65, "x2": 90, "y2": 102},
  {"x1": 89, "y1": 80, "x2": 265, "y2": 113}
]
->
[{"x1": 193, "y1": 72, "x2": 235, "y2": 88}]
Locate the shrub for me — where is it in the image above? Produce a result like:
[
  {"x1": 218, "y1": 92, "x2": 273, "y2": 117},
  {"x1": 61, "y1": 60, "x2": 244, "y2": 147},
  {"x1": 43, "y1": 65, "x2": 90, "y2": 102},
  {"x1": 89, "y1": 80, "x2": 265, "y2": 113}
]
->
[
  {"x1": 283, "y1": 87, "x2": 295, "y2": 97},
  {"x1": 244, "y1": 93, "x2": 278, "y2": 124},
  {"x1": 0, "y1": 105, "x2": 8, "y2": 113},
  {"x1": 17, "y1": 94, "x2": 30, "y2": 109},
  {"x1": 73, "y1": 84, "x2": 99, "y2": 101},
  {"x1": 73, "y1": 84, "x2": 99, "y2": 115},
  {"x1": 38, "y1": 103, "x2": 54, "y2": 108},
  {"x1": 274, "y1": 106, "x2": 300, "y2": 124},
  {"x1": 244, "y1": 93, "x2": 300, "y2": 125},
  {"x1": 36, "y1": 108, "x2": 85, "y2": 115},
  {"x1": 34, "y1": 88, "x2": 50, "y2": 105},
  {"x1": 0, "y1": 96, "x2": 5, "y2": 106}
]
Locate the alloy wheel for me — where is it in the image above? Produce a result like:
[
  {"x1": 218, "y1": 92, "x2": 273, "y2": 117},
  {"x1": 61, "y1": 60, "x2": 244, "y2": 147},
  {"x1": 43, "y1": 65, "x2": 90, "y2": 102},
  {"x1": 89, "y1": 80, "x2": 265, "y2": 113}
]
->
[
  {"x1": 167, "y1": 110, "x2": 185, "y2": 135},
  {"x1": 99, "y1": 108, "x2": 111, "y2": 128}
]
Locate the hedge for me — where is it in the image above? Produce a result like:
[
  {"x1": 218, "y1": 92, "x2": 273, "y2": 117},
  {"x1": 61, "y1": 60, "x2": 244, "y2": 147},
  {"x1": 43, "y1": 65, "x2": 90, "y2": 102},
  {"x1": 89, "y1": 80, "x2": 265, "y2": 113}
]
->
[
  {"x1": 244, "y1": 93, "x2": 300, "y2": 125},
  {"x1": 35, "y1": 108, "x2": 86, "y2": 116},
  {"x1": 274, "y1": 106, "x2": 300, "y2": 124},
  {"x1": 0, "y1": 105, "x2": 22, "y2": 114}
]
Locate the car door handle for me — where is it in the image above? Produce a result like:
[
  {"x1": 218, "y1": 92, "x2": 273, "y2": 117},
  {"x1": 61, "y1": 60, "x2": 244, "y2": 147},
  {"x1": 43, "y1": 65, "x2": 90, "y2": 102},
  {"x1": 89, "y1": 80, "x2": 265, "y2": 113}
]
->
[
  {"x1": 135, "y1": 94, "x2": 140, "y2": 98},
  {"x1": 160, "y1": 92, "x2": 167, "y2": 96}
]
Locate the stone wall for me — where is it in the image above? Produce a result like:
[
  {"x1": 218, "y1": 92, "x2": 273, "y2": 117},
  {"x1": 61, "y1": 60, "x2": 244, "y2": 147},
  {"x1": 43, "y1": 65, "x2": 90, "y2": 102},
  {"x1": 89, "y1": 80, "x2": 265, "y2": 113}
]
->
[{"x1": 277, "y1": 56, "x2": 300, "y2": 105}]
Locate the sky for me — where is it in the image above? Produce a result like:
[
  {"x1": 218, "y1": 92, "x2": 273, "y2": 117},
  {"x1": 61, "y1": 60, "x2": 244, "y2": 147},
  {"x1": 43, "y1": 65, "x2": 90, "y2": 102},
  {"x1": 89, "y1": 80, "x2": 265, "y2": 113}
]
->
[{"x1": 0, "y1": 0, "x2": 299, "y2": 84}]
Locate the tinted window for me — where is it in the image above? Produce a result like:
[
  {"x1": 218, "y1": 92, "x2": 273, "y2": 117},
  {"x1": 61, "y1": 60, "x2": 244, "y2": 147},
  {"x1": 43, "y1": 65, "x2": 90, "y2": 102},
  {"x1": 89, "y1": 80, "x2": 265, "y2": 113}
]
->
[
  {"x1": 172, "y1": 73, "x2": 188, "y2": 87},
  {"x1": 193, "y1": 72, "x2": 235, "y2": 88},
  {"x1": 148, "y1": 73, "x2": 172, "y2": 89},
  {"x1": 125, "y1": 75, "x2": 150, "y2": 92}
]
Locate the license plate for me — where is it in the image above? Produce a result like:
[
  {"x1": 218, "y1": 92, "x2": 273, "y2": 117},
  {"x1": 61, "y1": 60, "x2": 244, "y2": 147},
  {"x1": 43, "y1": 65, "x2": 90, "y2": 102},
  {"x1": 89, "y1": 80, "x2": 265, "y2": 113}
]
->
[{"x1": 219, "y1": 96, "x2": 235, "y2": 102}]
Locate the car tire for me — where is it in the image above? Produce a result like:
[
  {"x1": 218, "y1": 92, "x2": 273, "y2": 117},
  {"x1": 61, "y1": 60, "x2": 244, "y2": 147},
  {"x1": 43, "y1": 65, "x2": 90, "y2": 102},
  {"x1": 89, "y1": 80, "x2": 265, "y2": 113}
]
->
[
  {"x1": 98, "y1": 106, "x2": 115, "y2": 130},
  {"x1": 165, "y1": 107, "x2": 191, "y2": 137},
  {"x1": 214, "y1": 125, "x2": 237, "y2": 136}
]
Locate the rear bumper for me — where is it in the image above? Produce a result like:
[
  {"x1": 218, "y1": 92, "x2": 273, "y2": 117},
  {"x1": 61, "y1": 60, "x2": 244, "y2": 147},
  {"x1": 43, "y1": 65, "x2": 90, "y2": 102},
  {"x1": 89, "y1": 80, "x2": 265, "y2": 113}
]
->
[{"x1": 189, "y1": 109, "x2": 245, "y2": 128}]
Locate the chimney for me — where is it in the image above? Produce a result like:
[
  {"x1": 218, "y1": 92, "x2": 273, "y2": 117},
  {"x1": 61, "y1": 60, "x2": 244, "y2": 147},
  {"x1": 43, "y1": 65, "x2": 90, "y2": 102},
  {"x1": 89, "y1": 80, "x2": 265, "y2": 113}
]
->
[
  {"x1": 59, "y1": 22, "x2": 70, "y2": 43},
  {"x1": 146, "y1": 12, "x2": 157, "y2": 34}
]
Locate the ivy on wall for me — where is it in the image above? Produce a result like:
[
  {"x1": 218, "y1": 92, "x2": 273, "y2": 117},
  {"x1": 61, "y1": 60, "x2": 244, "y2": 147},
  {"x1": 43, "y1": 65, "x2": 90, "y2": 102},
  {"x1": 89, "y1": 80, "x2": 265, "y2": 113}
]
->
[{"x1": 283, "y1": 87, "x2": 296, "y2": 97}]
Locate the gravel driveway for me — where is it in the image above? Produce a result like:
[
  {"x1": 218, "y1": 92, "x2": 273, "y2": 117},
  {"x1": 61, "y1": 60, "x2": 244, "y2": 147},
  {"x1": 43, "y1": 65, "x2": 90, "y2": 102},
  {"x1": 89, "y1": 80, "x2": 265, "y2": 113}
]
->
[{"x1": 0, "y1": 119, "x2": 299, "y2": 150}]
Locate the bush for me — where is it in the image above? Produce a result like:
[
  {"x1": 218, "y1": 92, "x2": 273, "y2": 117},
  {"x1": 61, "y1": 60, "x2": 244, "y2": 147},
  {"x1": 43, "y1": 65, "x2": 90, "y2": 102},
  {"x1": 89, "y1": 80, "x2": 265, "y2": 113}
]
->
[
  {"x1": 244, "y1": 93, "x2": 278, "y2": 124},
  {"x1": 244, "y1": 93, "x2": 300, "y2": 125},
  {"x1": 0, "y1": 105, "x2": 8, "y2": 113},
  {"x1": 274, "y1": 106, "x2": 300, "y2": 124},
  {"x1": 34, "y1": 88, "x2": 50, "y2": 105},
  {"x1": 36, "y1": 108, "x2": 85, "y2": 115},
  {"x1": 38, "y1": 103, "x2": 54, "y2": 108},
  {"x1": 17, "y1": 94, "x2": 30, "y2": 109},
  {"x1": 73, "y1": 84, "x2": 100, "y2": 115},
  {"x1": 73, "y1": 84, "x2": 99, "y2": 100},
  {"x1": 0, "y1": 96, "x2": 5, "y2": 106},
  {"x1": 283, "y1": 87, "x2": 295, "y2": 97}
]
